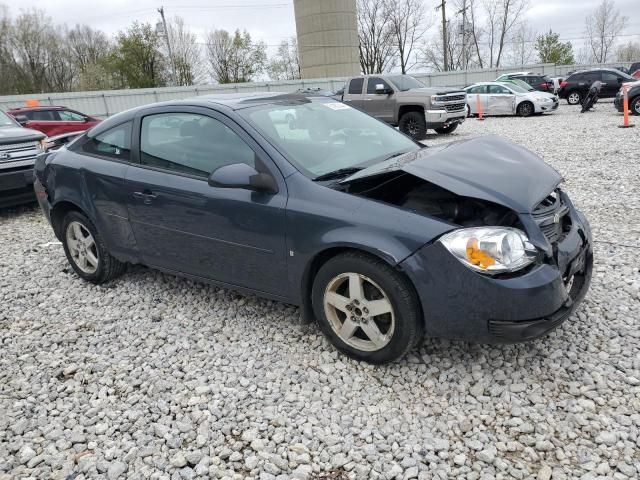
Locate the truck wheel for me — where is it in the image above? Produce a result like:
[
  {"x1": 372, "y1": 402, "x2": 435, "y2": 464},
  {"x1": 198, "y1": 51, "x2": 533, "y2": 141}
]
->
[
  {"x1": 567, "y1": 91, "x2": 582, "y2": 105},
  {"x1": 399, "y1": 111, "x2": 427, "y2": 140},
  {"x1": 434, "y1": 123, "x2": 458, "y2": 134}
]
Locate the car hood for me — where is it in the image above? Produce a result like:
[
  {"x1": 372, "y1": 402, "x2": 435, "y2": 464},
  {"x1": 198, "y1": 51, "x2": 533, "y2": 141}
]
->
[
  {"x1": 398, "y1": 87, "x2": 465, "y2": 97},
  {"x1": 0, "y1": 125, "x2": 45, "y2": 143},
  {"x1": 341, "y1": 135, "x2": 563, "y2": 213},
  {"x1": 520, "y1": 91, "x2": 556, "y2": 100}
]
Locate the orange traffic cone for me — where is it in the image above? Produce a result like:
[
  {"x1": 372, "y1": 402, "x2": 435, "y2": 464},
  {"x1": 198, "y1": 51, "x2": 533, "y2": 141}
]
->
[
  {"x1": 476, "y1": 94, "x2": 485, "y2": 121},
  {"x1": 619, "y1": 85, "x2": 635, "y2": 129}
]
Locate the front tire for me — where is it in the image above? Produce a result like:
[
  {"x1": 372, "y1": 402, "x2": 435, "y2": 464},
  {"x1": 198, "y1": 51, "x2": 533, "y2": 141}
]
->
[
  {"x1": 517, "y1": 101, "x2": 534, "y2": 117},
  {"x1": 631, "y1": 96, "x2": 640, "y2": 116},
  {"x1": 398, "y1": 111, "x2": 427, "y2": 140},
  {"x1": 567, "y1": 91, "x2": 582, "y2": 105},
  {"x1": 434, "y1": 123, "x2": 459, "y2": 135},
  {"x1": 61, "y1": 211, "x2": 126, "y2": 284},
  {"x1": 311, "y1": 252, "x2": 423, "y2": 364}
]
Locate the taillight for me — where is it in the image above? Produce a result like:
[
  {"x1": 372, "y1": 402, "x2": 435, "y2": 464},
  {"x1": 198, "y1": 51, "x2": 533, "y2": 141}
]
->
[
  {"x1": 560, "y1": 81, "x2": 568, "y2": 88},
  {"x1": 541, "y1": 84, "x2": 548, "y2": 90}
]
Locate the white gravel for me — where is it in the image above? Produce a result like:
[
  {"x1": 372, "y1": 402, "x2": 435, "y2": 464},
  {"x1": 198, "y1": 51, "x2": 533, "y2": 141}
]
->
[{"x1": 1, "y1": 102, "x2": 639, "y2": 480}]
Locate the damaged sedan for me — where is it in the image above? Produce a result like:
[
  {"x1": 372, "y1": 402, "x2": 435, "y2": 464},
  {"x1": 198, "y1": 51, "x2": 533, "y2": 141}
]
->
[{"x1": 33, "y1": 93, "x2": 592, "y2": 364}]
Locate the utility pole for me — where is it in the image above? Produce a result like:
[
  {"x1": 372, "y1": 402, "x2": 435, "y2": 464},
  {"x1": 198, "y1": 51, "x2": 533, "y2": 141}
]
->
[
  {"x1": 157, "y1": 6, "x2": 176, "y2": 85},
  {"x1": 458, "y1": 0, "x2": 469, "y2": 70},
  {"x1": 436, "y1": 0, "x2": 448, "y2": 72}
]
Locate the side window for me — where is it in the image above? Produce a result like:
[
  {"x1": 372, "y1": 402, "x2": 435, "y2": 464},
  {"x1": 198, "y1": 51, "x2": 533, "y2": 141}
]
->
[
  {"x1": 488, "y1": 85, "x2": 509, "y2": 94},
  {"x1": 348, "y1": 78, "x2": 364, "y2": 95},
  {"x1": 140, "y1": 113, "x2": 256, "y2": 178},
  {"x1": 584, "y1": 72, "x2": 601, "y2": 83},
  {"x1": 82, "y1": 121, "x2": 132, "y2": 161},
  {"x1": 59, "y1": 110, "x2": 86, "y2": 121},
  {"x1": 30, "y1": 110, "x2": 57, "y2": 121},
  {"x1": 366, "y1": 77, "x2": 391, "y2": 94},
  {"x1": 602, "y1": 72, "x2": 619, "y2": 83},
  {"x1": 467, "y1": 85, "x2": 487, "y2": 94}
]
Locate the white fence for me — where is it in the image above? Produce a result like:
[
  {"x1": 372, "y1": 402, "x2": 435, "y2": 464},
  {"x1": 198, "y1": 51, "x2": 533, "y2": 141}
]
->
[{"x1": 0, "y1": 62, "x2": 632, "y2": 118}]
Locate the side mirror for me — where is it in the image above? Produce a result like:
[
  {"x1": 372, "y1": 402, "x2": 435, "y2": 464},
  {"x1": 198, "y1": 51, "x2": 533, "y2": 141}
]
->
[
  {"x1": 208, "y1": 163, "x2": 278, "y2": 194},
  {"x1": 375, "y1": 84, "x2": 391, "y2": 95},
  {"x1": 15, "y1": 114, "x2": 29, "y2": 126}
]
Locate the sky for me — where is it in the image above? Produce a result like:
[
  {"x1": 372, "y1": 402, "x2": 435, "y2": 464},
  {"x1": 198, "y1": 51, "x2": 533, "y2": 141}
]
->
[{"x1": 5, "y1": 0, "x2": 640, "y2": 60}]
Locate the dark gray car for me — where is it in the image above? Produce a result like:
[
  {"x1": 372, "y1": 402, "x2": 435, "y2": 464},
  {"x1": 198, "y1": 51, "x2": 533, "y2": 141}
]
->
[{"x1": 34, "y1": 93, "x2": 593, "y2": 363}]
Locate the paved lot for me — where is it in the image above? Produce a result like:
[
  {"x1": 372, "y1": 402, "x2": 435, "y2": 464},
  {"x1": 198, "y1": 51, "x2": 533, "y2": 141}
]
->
[{"x1": 1, "y1": 103, "x2": 639, "y2": 480}]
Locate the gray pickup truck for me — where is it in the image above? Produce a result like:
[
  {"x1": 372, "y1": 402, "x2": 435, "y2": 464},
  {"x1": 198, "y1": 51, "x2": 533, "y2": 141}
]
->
[
  {"x1": 338, "y1": 74, "x2": 467, "y2": 140},
  {"x1": 0, "y1": 110, "x2": 45, "y2": 208}
]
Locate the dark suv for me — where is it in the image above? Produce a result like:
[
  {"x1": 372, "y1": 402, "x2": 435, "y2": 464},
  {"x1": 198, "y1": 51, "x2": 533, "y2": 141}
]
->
[
  {"x1": 614, "y1": 81, "x2": 640, "y2": 115},
  {"x1": 559, "y1": 68, "x2": 637, "y2": 105},
  {"x1": 497, "y1": 74, "x2": 555, "y2": 93}
]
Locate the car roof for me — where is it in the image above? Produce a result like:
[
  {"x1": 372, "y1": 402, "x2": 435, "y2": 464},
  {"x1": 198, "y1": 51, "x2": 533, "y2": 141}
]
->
[{"x1": 9, "y1": 105, "x2": 70, "y2": 111}]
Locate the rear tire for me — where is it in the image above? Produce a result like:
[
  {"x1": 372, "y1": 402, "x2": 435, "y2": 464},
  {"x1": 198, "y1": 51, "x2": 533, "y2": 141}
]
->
[
  {"x1": 312, "y1": 251, "x2": 423, "y2": 364},
  {"x1": 517, "y1": 101, "x2": 534, "y2": 117},
  {"x1": 61, "y1": 211, "x2": 126, "y2": 284},
  {"x1": 398, "y1": 111, "x2": 427, "y2": 140},
  {"x1": 567, "y1": 91, "x2": 582, "y2": 105},
  {"x1": 434, "y1": 123, "x2": 459, "y2": 135}
]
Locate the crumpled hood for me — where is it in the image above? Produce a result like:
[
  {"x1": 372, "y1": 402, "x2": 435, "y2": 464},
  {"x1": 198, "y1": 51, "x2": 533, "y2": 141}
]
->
[
  {"x1": 0, "y1": 125, "x2": 45, "y2": 143},
  {"x1": 342, "y1": 135, "x2": 563, "y2": 213}
]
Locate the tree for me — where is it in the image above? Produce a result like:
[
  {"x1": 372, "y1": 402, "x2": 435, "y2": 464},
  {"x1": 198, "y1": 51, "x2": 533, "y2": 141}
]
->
[
  {"x1": 616, "y1": 41, "x2": 640, "y2": 63},
  {"x1": 164, "y1": 16, "x2": 204, "y2": 86},
  {"x1": 357, "y1": 0, "x2": 395, "y2": 74},
  {"x1": 66, "y1": 24, "x2": 113, "y2": 90},
  {"x1": 267, "y1": 38, "x2": 300, "y2": 80},
  {"x1": 109, "y1": 22, "x2": 166, "y2": 89},
  {"x1": 205, "y1": 29, "x2": 266, "y2": 84},
  {"x1": 507, "y1": 21, "x2": 537, "y2": 66},
  {"x1": 535, "y1": 30, "x2": 575, "y2": 64},
  {"x1": 387, "y1": 0, "x2": 428, "y2": 74},
  {"x1": 482, "y1": 0, "x2": 530, "y2": 68},
  {"x1": 584, "y1": 0, "x2": 628, "y2": 63}
]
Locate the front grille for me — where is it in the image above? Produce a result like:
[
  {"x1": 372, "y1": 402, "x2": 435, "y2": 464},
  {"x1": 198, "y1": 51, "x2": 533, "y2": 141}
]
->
[
  {"x1": 444, "y1": 102, "x2": 466, "y2": 112},
  {"x1": 441, "y1": 94, "x2": 466, "y2": 102},
  {"x1": 532, "y1": 189, "x2": 570, "y2": 244},
  {"x1": 0, "y1": 141, "x2": 38, "y2": 153}
]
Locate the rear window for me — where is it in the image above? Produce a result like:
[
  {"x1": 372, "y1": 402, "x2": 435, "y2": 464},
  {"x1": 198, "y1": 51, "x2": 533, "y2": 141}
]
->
[
  {"x1": 82, "y1": 121, "x2": 132, "y2": 161},
  {"x1": 348, "y1": 78, "x2": 364, "y2": 95}
]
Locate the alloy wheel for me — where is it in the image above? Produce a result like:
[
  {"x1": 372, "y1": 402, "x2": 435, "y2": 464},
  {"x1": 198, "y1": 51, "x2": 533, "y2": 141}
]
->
[
  {"x1": 568, "y1": 92, "x2": 580, "y2": 105},
  {"x1": 323, "y1": 272, "x2": 395, "y2": 352},
  {"x1": 633, "y1": 100, "x2": 640, "y2": 115},
  {"x1": 66, "y1": 221, "x2": 99, "y2": 274},
  {"x1": 406, "y1": 118, "x2": 419, "y2": 136}
]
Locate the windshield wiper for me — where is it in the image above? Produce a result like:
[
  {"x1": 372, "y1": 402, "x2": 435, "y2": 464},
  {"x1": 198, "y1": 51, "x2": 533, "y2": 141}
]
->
[{"x1": 313, "y1": 167, "x2": 363, "y2": 182}]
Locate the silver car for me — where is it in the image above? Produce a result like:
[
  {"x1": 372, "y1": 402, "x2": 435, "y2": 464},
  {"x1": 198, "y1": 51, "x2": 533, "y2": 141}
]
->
[{"x1": 464, "y1": 82, "x2": 559, "y2": 117}]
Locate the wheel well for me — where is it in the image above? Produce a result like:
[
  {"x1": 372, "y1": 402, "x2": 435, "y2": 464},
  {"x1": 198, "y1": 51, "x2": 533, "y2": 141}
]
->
[
  {"x1": 518, "y1": 100, "x2": 534, "y2": 109},
  {"x1": 300, "y1": 246, "x2": 416, "y2": 322},
  {"x1": 398, "y1": 105, "x2": 424, "y2": 120},
  {"x1": 50, "y1": 201, "x2": 84, "y2": 239}
]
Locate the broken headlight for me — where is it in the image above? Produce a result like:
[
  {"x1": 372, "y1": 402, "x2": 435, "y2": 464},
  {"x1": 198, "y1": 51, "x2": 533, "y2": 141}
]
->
[{"x1": 439, "y1": 227, "x2": 537, "y2": 275}]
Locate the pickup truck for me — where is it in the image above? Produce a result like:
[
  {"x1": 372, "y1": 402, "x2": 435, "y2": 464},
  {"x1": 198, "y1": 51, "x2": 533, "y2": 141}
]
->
[
  {"x1": 337, "y1": 74, "x2": 467, "y2": 140},
  {"x1": 0, "y1": 109, "x2": 45, "y2": 208}
]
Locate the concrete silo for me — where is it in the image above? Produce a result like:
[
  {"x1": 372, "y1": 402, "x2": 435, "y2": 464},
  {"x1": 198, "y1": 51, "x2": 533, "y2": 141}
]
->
[{"x1": 293, "y1": 0, "x2": 361, "y2": 79}]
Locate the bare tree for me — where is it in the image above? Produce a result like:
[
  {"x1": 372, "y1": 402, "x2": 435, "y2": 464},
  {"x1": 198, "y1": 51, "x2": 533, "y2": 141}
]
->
[
  {"x1": 357, "y1": 0, "x2": 396, "y2": 74},
  {"x1": 205, "y1": 29, "x2": 266, "y2": 84},
  {"x1": 165, "y1": 16, "x2": 203, "y2": 86},
  {"x1": 467, "y1": 0, "x2": 486, "y2": 68},
  {"x1": 507, "y1": 21, "x2": 537, "y2": 66},
  {"x1": 267, "y1": 38, "x2": 300, "y2": 80},
  {"x1": 67, "y1": 24, "x2": 111, "y2": 71},
  {"x1": 616, "y1": 41, "x2": 640, "y2": 63},
  {"x1": 585, "y1": 0, "x2": 629, "y2": 63},
  {"x1": 387, "y1": 0, "x2": 429, "y2": 74},
  {"x1": 482, "y1": 0, "x2": 529, "y2": 68}
]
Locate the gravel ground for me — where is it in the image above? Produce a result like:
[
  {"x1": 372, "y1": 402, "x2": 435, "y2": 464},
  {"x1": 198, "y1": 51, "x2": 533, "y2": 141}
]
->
[{"x1": 1, "y1": 103, "x2": 639, "y2": 480}]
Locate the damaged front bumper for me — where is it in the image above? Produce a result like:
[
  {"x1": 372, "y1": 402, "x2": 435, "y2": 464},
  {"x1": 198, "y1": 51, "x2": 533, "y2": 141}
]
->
[
  {"x1": 399, "y1": 203, "x2": 593, "y2": 344},
  {"x1": 424, "y1": 109, "x2": 466, "y2": 128}
]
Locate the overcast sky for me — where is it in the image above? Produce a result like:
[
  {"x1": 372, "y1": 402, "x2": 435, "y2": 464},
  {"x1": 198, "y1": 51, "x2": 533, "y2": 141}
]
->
[{"x1": 5, "y1": 0, "x2": 640, "y2": 58}]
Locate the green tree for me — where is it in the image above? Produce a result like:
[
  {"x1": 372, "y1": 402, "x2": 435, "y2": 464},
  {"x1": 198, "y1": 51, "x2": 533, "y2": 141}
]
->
[
  {"x1": 535, "y1": 30, "x2": 575, "y2": 64},
  {"x1": 109, "y1": 22, "x2": 165, "y2": 88},
  {"x1": 205, "y1": 29, "x2": 266, "y2": 84}
]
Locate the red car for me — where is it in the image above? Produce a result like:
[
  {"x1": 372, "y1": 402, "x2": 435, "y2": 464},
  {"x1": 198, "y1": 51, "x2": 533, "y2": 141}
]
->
[
  {"x1": 8, "y1": 106, "x2": 100, "y2": 137},
  {"x1": 632, "y1": 70, "x2": 640, "y2": 79}
]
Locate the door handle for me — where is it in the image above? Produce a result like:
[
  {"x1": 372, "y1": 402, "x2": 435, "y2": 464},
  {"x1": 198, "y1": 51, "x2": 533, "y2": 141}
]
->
[{"x1": 133, "y1": 191, "x2": 158, "y2": 204}]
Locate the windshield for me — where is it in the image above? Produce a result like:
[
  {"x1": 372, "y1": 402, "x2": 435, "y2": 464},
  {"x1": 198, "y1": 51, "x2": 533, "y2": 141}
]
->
[
  {"x1": 503, "y1": 83, "x2": 529, "y2": 93},
  {"x1": 0, "y1": 110, "x2": 16, "y2": 126},
  {"x1": 241, "y1": 99, "x2": 420, "y2": 179},
  {"x1": 386, "y1": 75, "x2": 425, "y2": 91}
]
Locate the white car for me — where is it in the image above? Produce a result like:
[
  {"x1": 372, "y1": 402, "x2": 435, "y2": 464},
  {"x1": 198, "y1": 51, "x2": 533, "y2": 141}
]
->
[{"x1": 464, "y1": 82, "x2": 559, "y2": 117}]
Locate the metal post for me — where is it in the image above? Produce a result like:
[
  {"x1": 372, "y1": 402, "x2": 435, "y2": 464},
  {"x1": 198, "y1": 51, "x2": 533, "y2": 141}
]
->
[
  {"x1": 158, "y1": 6, "x2": 177, "y2": 86},
  {"x1": 436, "y1": 1, "x2": 448, "y2": 72}
]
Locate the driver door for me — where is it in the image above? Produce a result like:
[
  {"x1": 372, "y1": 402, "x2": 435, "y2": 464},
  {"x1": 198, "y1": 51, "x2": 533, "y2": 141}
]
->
[
  {"x1": 363, "y1": 77, "x2": 395, "y2": 122},
  {"x1": 124, "y1": 107, "x2": 289, "y2": 296},
  {"x1": 487, "y1": 84, "x2": 516, "y2": 115}
]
